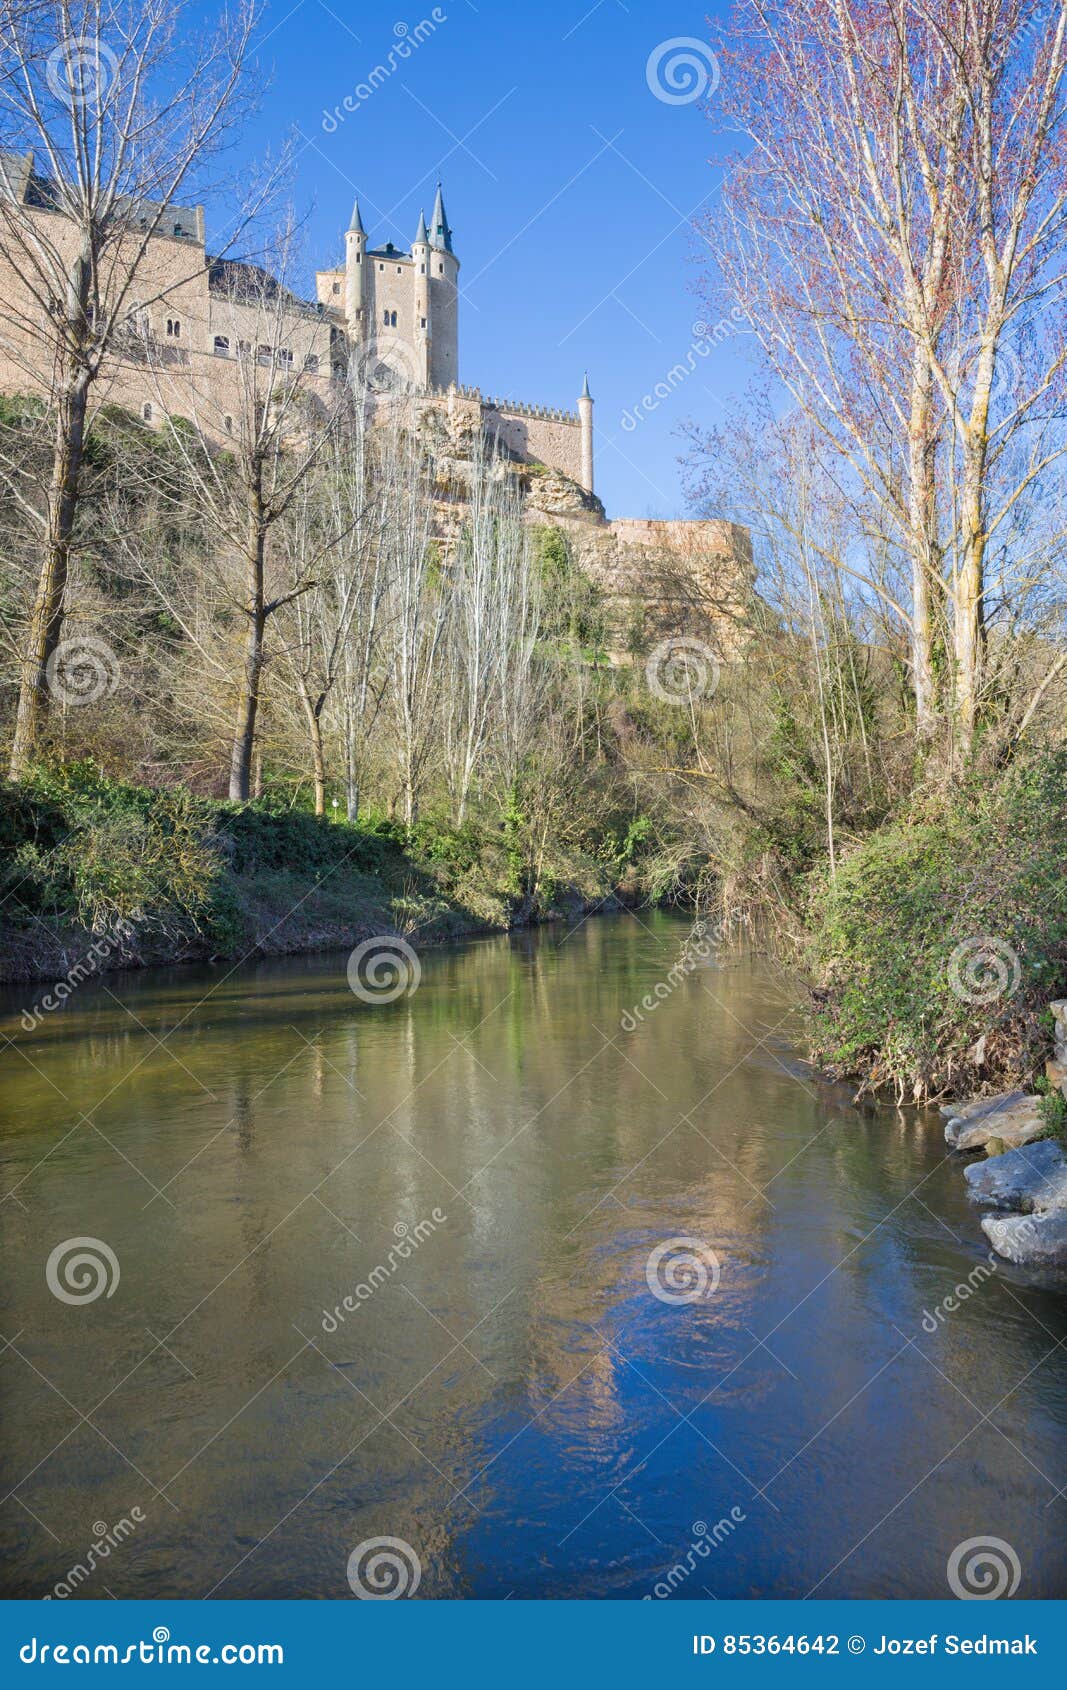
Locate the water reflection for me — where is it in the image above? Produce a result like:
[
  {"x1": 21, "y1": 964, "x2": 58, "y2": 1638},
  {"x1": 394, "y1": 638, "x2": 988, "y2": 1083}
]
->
[{"x1": 0, "y1": 915, "x2": 1064, "y2": 1599}]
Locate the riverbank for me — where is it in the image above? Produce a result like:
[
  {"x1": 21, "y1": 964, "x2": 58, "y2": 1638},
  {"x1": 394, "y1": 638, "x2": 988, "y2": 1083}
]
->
[{"x1": 0, "y1": 764, "x2": 624, "y2": 989}]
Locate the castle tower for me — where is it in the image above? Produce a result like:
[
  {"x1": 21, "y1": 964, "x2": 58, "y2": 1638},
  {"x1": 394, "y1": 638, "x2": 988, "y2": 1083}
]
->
[
  {"x1": 412, "y1": 207, "x2": 432, "y2": 387},
  {"x1": 427, "y1": 181, "x2": 459, "y2": 389},
  {"x1": 579, "y1": 371, "x2": 594, "y2": 494},
  {"x1": 344, "y1": 197, "x2": 366, "y2": 339}
]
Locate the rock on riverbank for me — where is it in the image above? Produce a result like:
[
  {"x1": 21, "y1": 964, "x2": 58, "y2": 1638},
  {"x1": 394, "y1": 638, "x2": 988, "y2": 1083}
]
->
[{"x1": 947, "y1": 1001, "x2": 1067, "y2": 1275}]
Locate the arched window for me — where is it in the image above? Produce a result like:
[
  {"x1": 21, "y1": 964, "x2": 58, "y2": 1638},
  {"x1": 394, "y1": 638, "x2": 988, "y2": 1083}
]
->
[
  {"x1": 142, "y1": 402, "x2": 153, "y2": 423},
  {"x1": 332, "y1": 280, "x2": 341, "y2": 293},
  {"x1": 304, "y1": 353, "x2": 320, "y2": 375},
  {"x1": 166, "y1": 317, "x2": 181, "y2": 339},
  {"x1": 224, "y1": 415, "x2": 233, "y2": 435}
]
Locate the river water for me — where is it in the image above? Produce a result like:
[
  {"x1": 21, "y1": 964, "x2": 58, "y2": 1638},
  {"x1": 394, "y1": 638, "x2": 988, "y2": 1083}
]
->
[{"x1": 1, "y1": 913, "x2": 1064, "y2": 1599}]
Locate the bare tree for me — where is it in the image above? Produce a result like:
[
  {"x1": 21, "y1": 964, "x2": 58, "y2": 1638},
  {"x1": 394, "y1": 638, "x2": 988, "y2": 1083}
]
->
[
  {"x1": 699, "y1": 0, "x2": 1067, "y2": 755},
  {"x1": 380, "y1": 423, "x2": 446, "y2": 828},
  {"x1": 145, "y1": 229, "x2": 342, "y2": 798},
  {"x1": 0, "y1": 0, "x2": 261, "y2": 774},
  {"x1": 272, "y1": 396, "x2": 386, "y2": 815},
  {"x1": 445, "y1": 440, "x2": 540, "y2": 824}
]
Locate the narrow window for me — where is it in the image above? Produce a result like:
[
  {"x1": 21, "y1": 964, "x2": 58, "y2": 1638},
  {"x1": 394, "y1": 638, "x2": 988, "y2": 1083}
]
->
[
  {"x1": 256, "y1": 343, "x2": 271, "y2": 366},
  {"x1": 420, "y1": 317, "x2": 426, "y2": 329},
  {"x1": 304, "y1": 353, "x2": 320, "y2": 374},
  {"x1": 378, "y1": 263, "x2": 384, "y2": 272},
  {"x1": 396, "y1": 265, "x2": 402, "y2": 274},
  {"x1": 438, "y1": 263, "x2": 444, "y2": 274},
  {"x1": 420, "y1": 263, "x2": 425, "y2": 274},
  {"x1": 142, "y1": 402, "x2": 153, "y2": 422},
  {"x1": 332, "y1": 280, "x2": 340, "y2": 294},
  {"x1": 213, "y1": 335, "x2": 229, "y2": 357},
  {"x1": 224, "y1": 415, "x2": 233, "y2": 434},
  {"x1": 166, "y1": 317, "x2": 181, "y2": 339}
]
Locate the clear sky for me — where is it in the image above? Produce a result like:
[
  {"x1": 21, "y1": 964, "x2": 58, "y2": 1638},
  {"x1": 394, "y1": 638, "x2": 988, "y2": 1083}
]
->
[{"x1": 222, "y1": 0, "x2": 741, "y2": 520}]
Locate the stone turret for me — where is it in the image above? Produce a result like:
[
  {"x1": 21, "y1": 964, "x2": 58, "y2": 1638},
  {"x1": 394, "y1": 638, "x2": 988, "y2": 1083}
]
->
[
  {"x1": 412, "y1": 207, "x2": 432, "y2": 387},
  {"x1": 578, "y1": 371, "x2": 594, "y2": 495},
  {"x1": 345, "y1": 197, "x2": 366, "y2": 338},
  {"x1": 428, "y1": 182, "x2": 458, "y2": 389}
]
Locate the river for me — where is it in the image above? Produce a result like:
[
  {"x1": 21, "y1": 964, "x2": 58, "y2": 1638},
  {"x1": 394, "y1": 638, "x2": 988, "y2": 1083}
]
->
[{"x1": 1, "y1": 912, "x2": 1064, "y2": 1599}]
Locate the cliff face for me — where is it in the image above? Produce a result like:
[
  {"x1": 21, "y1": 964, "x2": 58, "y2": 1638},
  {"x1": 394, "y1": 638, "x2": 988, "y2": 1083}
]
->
[
  {"x1": 522, "y1": 469, "x2": 755, "y2": 657},
  {"x1": 412, "y1": 399, "x2": 756, "y2": 656}
]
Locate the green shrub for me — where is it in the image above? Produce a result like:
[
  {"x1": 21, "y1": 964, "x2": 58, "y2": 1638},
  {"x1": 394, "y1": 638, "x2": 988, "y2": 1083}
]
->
[{"x1": 808, "y1": 751, "x2": 1067, "y2": 1097}]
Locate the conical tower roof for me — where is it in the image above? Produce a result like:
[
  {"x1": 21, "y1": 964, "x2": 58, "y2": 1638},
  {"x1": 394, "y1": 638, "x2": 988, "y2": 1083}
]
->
[
  {"x1": 430, "y1": 182, "x2": 453, "y2": 253},
  {"x1": 348, "y1": 197, "x2": 365, "y2": 235}
]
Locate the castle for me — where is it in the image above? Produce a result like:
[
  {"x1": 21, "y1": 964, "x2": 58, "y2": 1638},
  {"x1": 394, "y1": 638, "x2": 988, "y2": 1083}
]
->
[
  {"x1": 312, "y1": 185, "x2": 596, "y2": 495},
  {"x1": 0, "y1": 160, "x2": 752, "y2": 648}
]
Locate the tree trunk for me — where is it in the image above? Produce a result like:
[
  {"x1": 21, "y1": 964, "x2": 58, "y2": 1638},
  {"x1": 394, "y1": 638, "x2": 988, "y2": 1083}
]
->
[
  {"x1": 906, "y1": 354, "x2": 939, "y2": 736},
  {"x1": 299, "y1": 681, "x2": 327, "y2": 815},
  {"x1": 8, "y1": 371, "x2": 91, "y2": 776},
  {"x1": 229, "y1": 503, "x2": 267, "y2": 801}
]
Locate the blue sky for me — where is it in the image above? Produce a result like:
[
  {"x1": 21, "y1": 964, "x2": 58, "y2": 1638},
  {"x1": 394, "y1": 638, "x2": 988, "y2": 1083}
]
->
[{"x1": 221, "y1": 0, "x2": 742, "y2": 518}]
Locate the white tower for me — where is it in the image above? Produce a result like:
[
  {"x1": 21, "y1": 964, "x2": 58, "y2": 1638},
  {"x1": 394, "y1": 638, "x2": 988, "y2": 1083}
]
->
[{"x1": 579, "y1": 372, "x2": 594, "y2": 494}]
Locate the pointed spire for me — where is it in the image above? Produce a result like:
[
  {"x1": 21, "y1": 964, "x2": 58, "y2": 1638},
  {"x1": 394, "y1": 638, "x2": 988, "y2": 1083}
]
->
[
  {"x1": 580, "y1": 371, "x2": 592, "y2": 400},
  {"x1": 414, "y1": 208, "x2": 428, "y2": 246},
  {"x1": 430, "y1": 181, "x2": 453, "y2": 253},
  {"x1": 348, "y1": 197, "x2": 365, "y2": 236}
]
